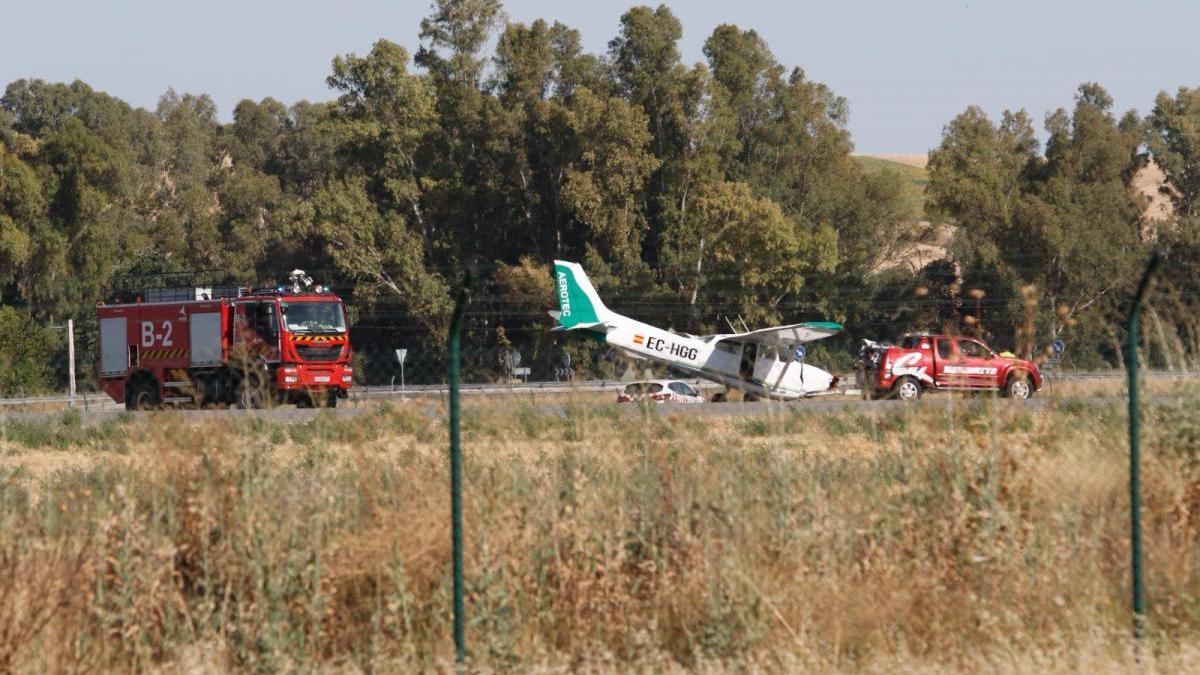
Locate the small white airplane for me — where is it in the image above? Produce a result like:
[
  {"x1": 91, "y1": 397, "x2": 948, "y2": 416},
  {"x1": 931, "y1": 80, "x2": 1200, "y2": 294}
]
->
[{"x1": 550, "y1": 260, "x2": 843, "y2": 400}]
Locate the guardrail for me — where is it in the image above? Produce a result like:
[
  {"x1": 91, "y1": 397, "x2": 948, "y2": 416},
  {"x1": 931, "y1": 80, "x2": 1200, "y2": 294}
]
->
[
  {"x1": 0, "y1": 392, "x2": 122, "y2": 411},
  {"x1": 1042, "y1": 370, "x2": 1200, "y2": 380},
  {"x1": 350, "y1": 379, "x2": 635, "y2": 401},
  {"x1": 347, "y1": 369, "x2": 1200, "y2": 403},
  {"x1": 3, "y1": 370, "x2": 1197, "y2": 411}
]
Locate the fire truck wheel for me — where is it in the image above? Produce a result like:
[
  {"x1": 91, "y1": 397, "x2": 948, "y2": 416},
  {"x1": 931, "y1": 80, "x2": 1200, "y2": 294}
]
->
[
  {"x1": 892, "y1": 376, "x2": 922, "y2": 401},
  {"x1": 1005, "y1": 373, "x2": 1033, "y2": 400},
  {"x1": 236, "y1": 375, "x2": 268, "y2": 409},
  {"x1": 325, "y1": 391, "x2": 338, "y2": 409},
  {"x1": 126, "y1": 379, "x2": 161, "y2": 411}
]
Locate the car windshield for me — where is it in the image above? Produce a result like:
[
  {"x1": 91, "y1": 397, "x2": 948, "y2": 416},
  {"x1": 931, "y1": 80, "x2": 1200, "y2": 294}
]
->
[
  {"x1": 282, "y1": 301, "x2": 346, "y2": 334},
  {"x1": 670, "y1": 382, "x2": 697, "y2": 396},
  {"x1": 624, "y1": 383, "x2": 662, "y2": 395}
]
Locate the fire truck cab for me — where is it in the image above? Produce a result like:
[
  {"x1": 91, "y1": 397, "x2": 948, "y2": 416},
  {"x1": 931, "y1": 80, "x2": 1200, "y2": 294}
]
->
[{"x1": 97, "y1": 271, "x2": 353, "y2": 410}]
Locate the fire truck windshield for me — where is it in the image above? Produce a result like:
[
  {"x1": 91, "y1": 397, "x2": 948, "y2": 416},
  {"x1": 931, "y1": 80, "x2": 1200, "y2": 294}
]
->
[{"x1": 281, "y1": 301, "x2": 346, "y2": 334}]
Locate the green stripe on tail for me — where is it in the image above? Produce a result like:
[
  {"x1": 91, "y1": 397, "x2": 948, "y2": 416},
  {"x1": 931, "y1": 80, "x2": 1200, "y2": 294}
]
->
[{"x1": 553, "y1": 261, "x2": 602, "y2": 328}]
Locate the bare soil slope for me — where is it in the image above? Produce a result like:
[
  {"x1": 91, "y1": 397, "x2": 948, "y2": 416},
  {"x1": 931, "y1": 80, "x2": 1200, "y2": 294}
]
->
[
  {"x1": 857, "y1": 153, "x2": 1175, "y2": 272},
  {"x1": 857, "y1": 153, "x2": 928, "y2": 168}
]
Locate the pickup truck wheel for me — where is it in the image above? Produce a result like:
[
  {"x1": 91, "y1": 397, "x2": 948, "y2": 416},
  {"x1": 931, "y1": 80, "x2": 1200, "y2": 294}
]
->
[
  {"x1": 892, "y1": 377, "x2": 922, "y2": 401},
  {"x1": 1005, "y1": 375, "x2": 1032, "y2": 400},
  {"x1": 711, "y1": 392, "x2": 727, "y2": 403}
]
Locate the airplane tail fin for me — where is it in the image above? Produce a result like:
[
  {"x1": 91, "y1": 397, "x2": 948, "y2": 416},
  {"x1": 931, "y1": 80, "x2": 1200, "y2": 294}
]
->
[{"x1": 551, "y1": 260, "x2": 614, "y2": 330}]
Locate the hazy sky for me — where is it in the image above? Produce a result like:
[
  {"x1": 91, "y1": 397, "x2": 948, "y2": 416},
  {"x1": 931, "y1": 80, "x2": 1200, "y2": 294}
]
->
[{"x1": 3, "y1": 0, "x2": 1197, "y2": 153}]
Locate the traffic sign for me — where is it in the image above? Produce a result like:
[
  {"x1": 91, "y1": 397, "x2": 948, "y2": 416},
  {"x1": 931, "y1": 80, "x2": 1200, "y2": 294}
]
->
[
  {"x1": 794, "y1": 345, "x2": 807, "y2": 361},
  {"x1": 395, "y1": 348, "x2": 408, "y2": 364},
  {"x1": 1051, "y1": 339, "x2": 1065, "y2": 355}
]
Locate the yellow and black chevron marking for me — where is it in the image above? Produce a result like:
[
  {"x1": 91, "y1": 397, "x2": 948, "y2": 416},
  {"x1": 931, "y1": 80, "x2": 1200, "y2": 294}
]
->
[
  {"x1": 142, "y1": 348, "x2": 188, "y2": 360},
  {"x1": 292, "y1": 335, "x2": 346, "y2": 344}
]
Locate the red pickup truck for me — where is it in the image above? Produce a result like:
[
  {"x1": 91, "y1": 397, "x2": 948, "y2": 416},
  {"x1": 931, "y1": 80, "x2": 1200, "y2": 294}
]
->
[{"x1": 856, "y1": 333, "x2": 1042, "y2": 401}]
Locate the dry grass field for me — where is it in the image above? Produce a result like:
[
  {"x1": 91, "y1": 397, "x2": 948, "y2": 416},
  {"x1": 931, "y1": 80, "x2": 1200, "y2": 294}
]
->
[
  {"x1": 852, "y1": 155, "x2": 930, "y2": 222},
  {"x1": 2, "y1": 384, "x2": 1200, "y2": 672}
]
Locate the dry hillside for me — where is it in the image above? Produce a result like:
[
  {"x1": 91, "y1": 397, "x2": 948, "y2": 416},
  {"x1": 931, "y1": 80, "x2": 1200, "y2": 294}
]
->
[{"x1": 855, "y1": 153, "x2": 1176, "y2": 273}]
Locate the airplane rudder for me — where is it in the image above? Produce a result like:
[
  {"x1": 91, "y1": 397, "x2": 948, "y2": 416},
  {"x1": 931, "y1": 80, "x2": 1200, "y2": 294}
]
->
[
  {"x1": 552, "y1": 261, "x2": 576, "y2": 327},
  {"x1": 553, "y1": 260, "x2": 602, "y2": 326}
]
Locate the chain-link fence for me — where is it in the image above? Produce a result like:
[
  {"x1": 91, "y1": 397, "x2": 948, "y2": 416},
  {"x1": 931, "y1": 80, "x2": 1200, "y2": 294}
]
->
[
  {"x1": 6, "y1": 260, "x2": 1200, "y2": 672},
  {"x1": 7, "y1": 305, "x2": 1200, "y2": 405}
]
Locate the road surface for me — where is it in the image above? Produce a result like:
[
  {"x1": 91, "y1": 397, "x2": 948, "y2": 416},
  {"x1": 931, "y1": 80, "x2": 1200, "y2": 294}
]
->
[{"x1": 2, "y1": 391, "x2": 1186, "y2": 427}]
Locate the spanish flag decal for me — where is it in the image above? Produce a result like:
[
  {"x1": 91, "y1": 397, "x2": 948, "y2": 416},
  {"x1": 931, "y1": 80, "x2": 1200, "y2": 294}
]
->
[{"x1": 633, "y1": 334, "x2": 644, "y2": 345}]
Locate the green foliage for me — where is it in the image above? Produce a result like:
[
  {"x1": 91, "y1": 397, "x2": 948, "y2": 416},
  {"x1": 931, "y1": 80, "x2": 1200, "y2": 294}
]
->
[
  {"x1": 0, "y1": 151, "x2": 40, "y2": 298},
  {"x1": 416, "y1": 0, "x2": 505, "y2": 87},
  {"x1": 562, "y1": 87, "x2": 660, "y2": 273},
  {"x1": 0, "y1": 305, "x2": 60, "y2": 394},
  {"x1": 687, "y1": 180, "x2": 835, "y2": 325},
  {"x1": 1146, "y1": 87, "x2": 1200, "y2": 217},
  {"x1": 308, "y1": 178, "x2": 451, "y2": 336},
  {"x1": 927, "y1": 84, "x2": 1147, "y2": 360},
  {"x1": 851, "y1": 156, "x2": 927, "y2": 221},
  {"x1": 1153, "y1": 221, "x2": 1200, "y2": 367},
  {"x1": 0, "y1": 5, "x2": 912, "y2": 376},
  {"x1": 2, "y1": 3, "x2": 1193, "y2": 380}
]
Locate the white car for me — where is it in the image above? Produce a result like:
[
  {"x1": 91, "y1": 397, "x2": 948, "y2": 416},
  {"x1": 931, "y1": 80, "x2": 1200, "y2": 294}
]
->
[{"x1": 616, "y1": 380, "x2": 705, "y2": 404}]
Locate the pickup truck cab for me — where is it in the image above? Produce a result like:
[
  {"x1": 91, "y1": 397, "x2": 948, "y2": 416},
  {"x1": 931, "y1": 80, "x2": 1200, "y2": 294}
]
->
[{"x1": 856, "y1": 333, "x2": 1042, "y2": 401}]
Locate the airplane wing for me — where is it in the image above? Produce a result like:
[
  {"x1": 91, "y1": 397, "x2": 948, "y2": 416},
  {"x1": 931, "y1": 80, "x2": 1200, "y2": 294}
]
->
[{"x1": 713, "y1": 321, "x2": 843, "y2": 347}]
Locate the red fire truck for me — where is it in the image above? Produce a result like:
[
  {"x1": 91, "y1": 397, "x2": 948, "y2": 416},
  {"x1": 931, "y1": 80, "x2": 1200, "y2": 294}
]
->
[{"x1": 97, "y1": 271, "x2": 353, "y2": 410}]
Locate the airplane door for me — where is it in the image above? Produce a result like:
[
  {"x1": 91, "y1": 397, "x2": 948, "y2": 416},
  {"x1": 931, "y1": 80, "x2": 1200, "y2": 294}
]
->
[
  {"x1": 755, "y1": 345, "x2": 783, "y2": 386},
  {"x1": 739, "y1": 343, "x2": 757, "y2": 381}
]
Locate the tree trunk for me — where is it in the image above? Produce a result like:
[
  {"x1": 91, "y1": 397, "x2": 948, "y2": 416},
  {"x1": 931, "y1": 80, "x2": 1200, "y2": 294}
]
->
[{"x1": 690, "y1": 236, "x2": 705, "y2": 305}]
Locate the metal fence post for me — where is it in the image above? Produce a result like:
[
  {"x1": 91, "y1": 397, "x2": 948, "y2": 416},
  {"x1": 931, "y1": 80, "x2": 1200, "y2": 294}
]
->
[
  {"x1": 67, "y1": 318, "x2": 77, "y2": 406},
  {"x1": 448, "y1": 277, "x2": 470, "y2": 665},
  {"x1": 1126, "y1": 251, "x2": 1160, "y2": 643}
]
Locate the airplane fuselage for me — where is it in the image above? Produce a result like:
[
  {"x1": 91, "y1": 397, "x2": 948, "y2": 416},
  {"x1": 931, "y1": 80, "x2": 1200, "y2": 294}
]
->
[{"x1": 594, "y1": 318, "x2": 836, "y2": 400}]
